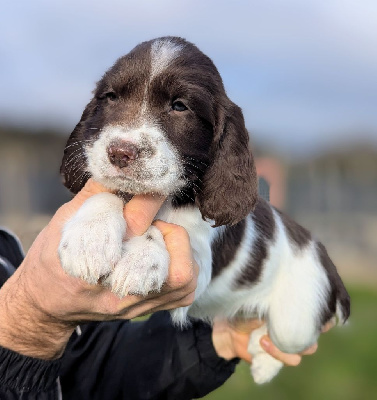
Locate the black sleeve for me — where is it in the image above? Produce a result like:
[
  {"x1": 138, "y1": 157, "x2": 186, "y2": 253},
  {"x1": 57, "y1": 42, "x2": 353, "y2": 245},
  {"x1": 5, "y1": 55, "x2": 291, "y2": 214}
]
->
[
  {"x1": 0, "y1": 345, "x2": 61, "y2": 399},
  {"x1": 0, "y1": 228, "x2": 23, "y2": 287},
  {"x1": 0, "y1": 229, "x2": 62, "y2": 399},
  {"x1": 60, "y1": 312, "x2": 239, "y2": 400}
]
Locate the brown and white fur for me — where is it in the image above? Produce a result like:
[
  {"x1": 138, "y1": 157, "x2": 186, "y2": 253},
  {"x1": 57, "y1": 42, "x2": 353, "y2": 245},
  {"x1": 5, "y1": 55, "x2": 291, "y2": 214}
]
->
[{"x1": 59, "y1": 37, "x2": 350, "y2": 384}]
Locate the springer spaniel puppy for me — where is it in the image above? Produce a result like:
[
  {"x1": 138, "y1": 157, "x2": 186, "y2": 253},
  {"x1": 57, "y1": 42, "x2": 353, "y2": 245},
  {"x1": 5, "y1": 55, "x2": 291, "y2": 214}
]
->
[{"x1": 59, "y1": 37, "x2": 350, "y2": 384}]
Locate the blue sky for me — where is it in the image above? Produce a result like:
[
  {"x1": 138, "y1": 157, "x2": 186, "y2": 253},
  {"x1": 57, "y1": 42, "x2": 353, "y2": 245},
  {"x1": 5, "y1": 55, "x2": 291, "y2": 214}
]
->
[{"x1": 1, "y1": 0, "x2": 376, "y2": 156}]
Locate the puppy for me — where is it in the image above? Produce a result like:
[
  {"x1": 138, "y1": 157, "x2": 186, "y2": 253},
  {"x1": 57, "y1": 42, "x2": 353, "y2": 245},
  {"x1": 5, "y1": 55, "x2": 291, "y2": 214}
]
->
[{"x1": 59, "y1": 37, "x2": 350, "y2": 384}]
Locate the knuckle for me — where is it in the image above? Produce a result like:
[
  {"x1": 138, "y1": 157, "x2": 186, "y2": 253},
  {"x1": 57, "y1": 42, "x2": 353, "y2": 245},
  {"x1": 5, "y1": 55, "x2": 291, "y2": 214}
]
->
[
  {"x1": 180, "y1": 263, "x2": 195, "y2": 283},
  {"x1": 180, "y1": 292, "x2": 196, "y2": 307},
  {"x1": 169, "y1": 225, "x2": 190, "y2": 243},
  {"x1": 170, "y1": 262, "x2": 195, "y2": 288},
  {"x1": 175, "y1": 225, "x2": 189, "y2": 237}
]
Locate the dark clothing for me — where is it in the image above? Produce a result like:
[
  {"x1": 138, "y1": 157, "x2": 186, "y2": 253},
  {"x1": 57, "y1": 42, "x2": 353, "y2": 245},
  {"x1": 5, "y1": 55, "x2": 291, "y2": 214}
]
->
[
  {"x1": 0, "y1": 345, "x2": 61, "y2": 399},
  {"x1": 0, "y1": 314, "x2": 237, "y2": 400},
  {"x1": 0, "y1": 228, "x2": 22, "y2": 287},
  {"x1": 0, "y1": 229, "x2": 238, "y2": 399},
  {"x1": 60, "y1": 313, "x2": 238, "y2": 400}
]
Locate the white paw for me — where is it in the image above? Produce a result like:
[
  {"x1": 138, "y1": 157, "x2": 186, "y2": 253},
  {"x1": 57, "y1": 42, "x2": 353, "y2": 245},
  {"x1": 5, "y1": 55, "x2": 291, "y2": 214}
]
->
[
  {"x1": 59, "y1": 193, "x2": 125, "y2": 284},
  {"x1": 248, "y1": 324, "x2": 283, "y2": 384},
  {"x1": 107, "y1": 226, "x2": 169, "y2": 297}
]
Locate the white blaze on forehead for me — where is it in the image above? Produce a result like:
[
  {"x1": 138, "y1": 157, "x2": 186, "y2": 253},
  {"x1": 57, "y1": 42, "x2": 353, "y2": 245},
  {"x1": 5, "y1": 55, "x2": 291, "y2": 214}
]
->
[{"x1": 150, "y1": 39, "x2": 184, "y2": 80}]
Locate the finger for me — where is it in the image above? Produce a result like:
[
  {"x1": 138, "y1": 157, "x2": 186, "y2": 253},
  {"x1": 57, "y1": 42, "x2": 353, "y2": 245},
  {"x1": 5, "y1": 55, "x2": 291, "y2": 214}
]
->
[
  {"x1": 234, "y1": 334, "x2": 253, "y2": 363},
  {"x1": 240, "y1": 351, "x2": 252, "y2": 363},
  {"x1": 100, "y1": 220, "x2": 197, "y2": 319},
  {"x1": 229, "y1": 319, "x2": 264, "y2": 334},
  {"x1": 89, "y1": 289, "x2": 147, "y2": 316},
  {"x1": 151, "y1": 289, "x2": 197, "y2": 313},
  {"x1": 95, "y1": 221, "x2": 198, "y2": 319},
  {"x1": 260, "y1": 336, "x2": 302, "y2": 366},
  {"x1": 76, "y1": 179, "x2": 110, "y2": 200},
  {"x1": 99, "y1": 270, "x2": 197, "y2": 318},
  {"x1": 146, "y1": 270, "x2": 198, "y2": 313},
  {"x1": 300, "y1": 343, "x2": 318, "y2": 355},
  {"x1": 322, "y1": 320, "x2": 336, "y2": 333},
  {"x1": 124, "y1": 195, "x2": 166, "y2": 237},
  {"x1": 134, "y1": 221, "x2": 198, "y2": 314},
  {"x1": 115, "y1": 288, "x2": 196, "y2": 320},
  {"x1": 153, "y1": 221, "x2": 198, "y2": 291}
]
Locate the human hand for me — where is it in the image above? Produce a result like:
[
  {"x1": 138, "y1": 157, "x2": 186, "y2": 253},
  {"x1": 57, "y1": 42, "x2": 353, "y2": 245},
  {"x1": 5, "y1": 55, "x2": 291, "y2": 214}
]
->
[
  {"x1": 0, "y1": 179, "x2": 198, "y2": 359},
  {"x1": 211, "y1": 318, "x2": 331, "y2": 366}
]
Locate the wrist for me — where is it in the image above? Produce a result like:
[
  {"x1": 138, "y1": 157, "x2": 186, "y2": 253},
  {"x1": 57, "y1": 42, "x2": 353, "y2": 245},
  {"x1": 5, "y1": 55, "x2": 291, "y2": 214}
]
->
[{"x1": 0, "y1": 272, "x2": 74, "y2": 360}]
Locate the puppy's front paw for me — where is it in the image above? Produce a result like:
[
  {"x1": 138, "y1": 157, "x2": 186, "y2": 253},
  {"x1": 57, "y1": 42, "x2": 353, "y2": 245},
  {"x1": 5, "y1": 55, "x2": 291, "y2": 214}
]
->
[
  {"x1": 248, "y1": 324, "x2": 283, "y2": 384},
  {"x1": 108, "y1": 226, "x2": 169, "y2": 297},
  {"x1": 59, "y1": 193, "x2": 125, "y2": 284}
]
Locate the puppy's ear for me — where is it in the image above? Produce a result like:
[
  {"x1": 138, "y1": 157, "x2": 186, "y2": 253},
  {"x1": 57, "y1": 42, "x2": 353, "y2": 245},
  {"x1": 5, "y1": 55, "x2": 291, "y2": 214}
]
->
[
  {"x1": 60, "y1": 98, "x2": 97, "y2": 194},
  {"x1": 197, "y1": 102, "x2": 258, "y2": 227}
]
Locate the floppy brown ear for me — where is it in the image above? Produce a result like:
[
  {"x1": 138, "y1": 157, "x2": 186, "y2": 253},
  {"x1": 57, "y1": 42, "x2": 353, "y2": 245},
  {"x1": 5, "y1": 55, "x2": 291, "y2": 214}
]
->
[
  {"x1": 60, "y1": 98, "x2": 97, "y2": 194},
  {"x1": 197, "y1": 102, "x2": 258, "y2": 226}
]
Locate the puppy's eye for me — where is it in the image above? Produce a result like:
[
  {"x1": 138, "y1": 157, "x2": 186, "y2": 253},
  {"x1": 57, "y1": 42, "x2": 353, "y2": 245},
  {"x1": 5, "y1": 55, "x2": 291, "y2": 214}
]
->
[
  {"x1": 105, "y1": 92, "x2": 117, "y2": 101},
  {"x1": 172, "y1": 100, "x2": 188, "y2": 112}
]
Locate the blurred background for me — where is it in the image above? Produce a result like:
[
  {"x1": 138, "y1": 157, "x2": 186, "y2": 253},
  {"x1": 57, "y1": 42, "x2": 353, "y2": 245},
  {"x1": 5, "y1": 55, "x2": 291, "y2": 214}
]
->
[{"x1": 1, "y1": 0, "x2": 376, "y2": 398}]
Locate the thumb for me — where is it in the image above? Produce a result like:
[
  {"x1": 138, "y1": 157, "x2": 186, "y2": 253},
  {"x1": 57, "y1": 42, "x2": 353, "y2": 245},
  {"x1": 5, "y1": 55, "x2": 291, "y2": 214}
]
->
[
  {"x1": 124, "y1": 194, "x2": 166, "y2": 237},
  {"x1": 56, "y1": 178, "x2": 166, "y2": 237}
]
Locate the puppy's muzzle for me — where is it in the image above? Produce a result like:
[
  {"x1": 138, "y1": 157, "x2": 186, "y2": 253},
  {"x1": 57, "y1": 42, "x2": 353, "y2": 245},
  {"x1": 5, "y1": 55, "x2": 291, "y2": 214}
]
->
[{"x1": 107, "y1": 141, "x2": 139, "y2": 168}]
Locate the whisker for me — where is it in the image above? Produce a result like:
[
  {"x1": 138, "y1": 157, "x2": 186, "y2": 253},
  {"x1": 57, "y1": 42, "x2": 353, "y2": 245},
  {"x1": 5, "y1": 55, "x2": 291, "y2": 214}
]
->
[
  {"x1": 69, "y1": 170, "x2": 90, "y2": 191},
  {"x1": 190, "y1": 182, "x2": 202, "y2": 194},
  {"x1": 64, "y1": 139, "x2": 93, "y2": 150},
  {"x1": 185, "y1": 172, "x2": 203, "y2": 184},
  {"x1": 65, "y1": 148, "x2": 84, "y2": 164},
  {"x1": 184, "y1": 161, "x2": 204, "y2": 171},
  {"x1": 67, "y1": 159, "x2": 85, "y2": 175},
  {"x1": 67, "y1": 155, "x2": 87, "y2": 174},
  {"x1": 78, "y1": 171, "x2": 91, "y2": 187},
  {"x1": 184, "y1": 157, "x2": 209, "y2": 167},
  {"x1": 178, "y1": 189, "x2": 195, "y2": 203},
  {"x1": 66, "y1": 153, "x2": 85, "y2": 170},
  {"x1": 190, "y1": 180, "x2": 201, "y2": 188}
]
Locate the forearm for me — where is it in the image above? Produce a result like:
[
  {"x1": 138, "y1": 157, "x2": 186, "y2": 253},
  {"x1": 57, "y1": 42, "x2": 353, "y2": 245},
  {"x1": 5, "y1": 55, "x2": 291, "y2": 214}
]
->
[
  {"x1": 0, "y1": 270, "x2": 74, "y2": 360},
  {"x1": 0, "y1": 272, "x2": 66, "y2": 398}
]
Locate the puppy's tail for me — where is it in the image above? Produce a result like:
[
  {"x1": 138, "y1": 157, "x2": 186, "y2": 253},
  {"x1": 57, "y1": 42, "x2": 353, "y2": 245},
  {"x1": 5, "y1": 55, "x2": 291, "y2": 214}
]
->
[
  {"x1": 336, "y1": 284, "x2": 351, "y2": 325},
  {"x1": 317, "y1": 242, "x2": 351, "y2": 326}
]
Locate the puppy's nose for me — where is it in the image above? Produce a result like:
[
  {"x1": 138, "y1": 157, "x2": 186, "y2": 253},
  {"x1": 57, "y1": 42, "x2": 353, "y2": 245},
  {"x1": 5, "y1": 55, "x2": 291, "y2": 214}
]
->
[{"x1": 107, "y1": 141, "x2": 139, "y2": 168}]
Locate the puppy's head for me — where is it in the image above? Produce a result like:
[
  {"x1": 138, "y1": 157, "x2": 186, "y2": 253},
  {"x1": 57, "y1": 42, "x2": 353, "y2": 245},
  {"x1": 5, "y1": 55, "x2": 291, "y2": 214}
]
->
[{"x1": 61, "y1": 37, "x2": 258, "y2": 226}]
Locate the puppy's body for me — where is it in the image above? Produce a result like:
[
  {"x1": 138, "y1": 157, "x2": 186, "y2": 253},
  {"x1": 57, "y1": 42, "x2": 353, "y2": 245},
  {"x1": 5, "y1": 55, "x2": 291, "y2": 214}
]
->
[{"x1": 59, "y1": 37, "x2": 350, "y2": 384}]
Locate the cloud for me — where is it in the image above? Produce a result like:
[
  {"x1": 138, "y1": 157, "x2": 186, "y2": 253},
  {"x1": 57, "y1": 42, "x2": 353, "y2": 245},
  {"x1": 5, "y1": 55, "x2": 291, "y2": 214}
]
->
[{"x1": 1, "y1": 0, "x2": 376, "y2": 154}]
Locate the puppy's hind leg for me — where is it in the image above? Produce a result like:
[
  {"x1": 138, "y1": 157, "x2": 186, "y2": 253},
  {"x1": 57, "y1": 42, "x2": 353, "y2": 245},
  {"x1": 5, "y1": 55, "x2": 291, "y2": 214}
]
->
[
  {"x1": 248, "y1": 324, "x2": 283, "y2": 384},
  {"x1": 266, "y1": 252, "x2": 327, "y2": 355}
]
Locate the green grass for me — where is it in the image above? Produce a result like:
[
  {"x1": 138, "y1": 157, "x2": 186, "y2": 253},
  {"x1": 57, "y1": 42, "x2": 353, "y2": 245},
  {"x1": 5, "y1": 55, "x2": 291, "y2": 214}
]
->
[{"x1": 203, "y1": 286, "x2": 377, "y2": 400}]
